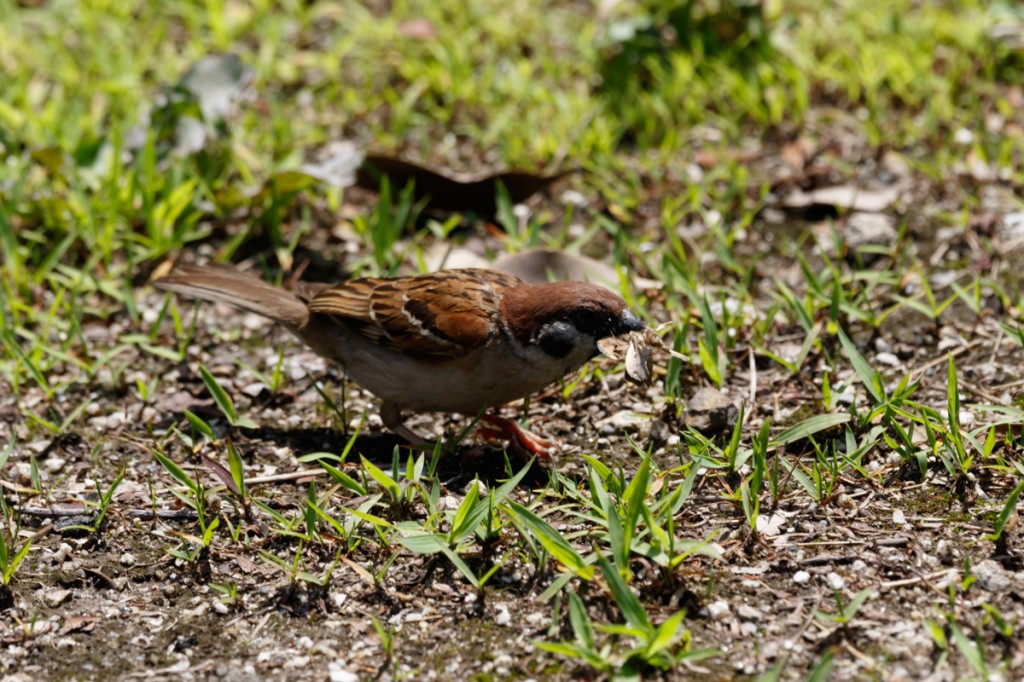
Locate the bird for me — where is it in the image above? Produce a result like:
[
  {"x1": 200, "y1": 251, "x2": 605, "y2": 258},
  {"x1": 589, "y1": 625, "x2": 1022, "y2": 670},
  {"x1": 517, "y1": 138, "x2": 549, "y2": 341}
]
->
[{"x1": 151, "y1": 263, "x2": 647, "y2": 455}]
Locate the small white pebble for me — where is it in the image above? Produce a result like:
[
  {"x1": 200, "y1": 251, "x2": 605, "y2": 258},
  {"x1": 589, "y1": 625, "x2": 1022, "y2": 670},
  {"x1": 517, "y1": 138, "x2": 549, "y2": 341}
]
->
[
  {"x1": 560, "y1": 190, "x2": 588, "y2": 207},
  {"x1": 953, "y1": 128, "x2": 974, "y2": 145},
  {"x1": 12, "y1": 462, "x2": 33, "y2": 484},
  {"x1": 793, "y1": 570, "x2": 811, "y2": 585},
  {"x1": 737, "y1": 604, "x2": 762, "y2": 620},
  {"x1": 494, "y1": 604, "x2": 512, "y2": 626},
  {"x1": 51, "y1": 543, "x2": 73, "y2": 564},
  {"x1": 212, "y1": 600, "x2": 229, "y2": 615},
  {"x1": 44, "y1": 457, "x2": 66, "y2": 474},
  {"x1": 285, "y1": 655, "x2": 311, "y2": 669},
  {"x1": 328, "y1": 664, "x2": 360, "y2": 682},
  {"x1": 707, "y1": 600, "x2": 730, "y2": 620},
  {"x1": 875, "y1": 352, "x2": 901, "y2": 367},
  {"x1": 464, "y1": 480, "x2": 487, "y2": 497},
  {"x1": 825, "y1": 572, "x2": 845, "y2": 590},
  {"x1": 892, "y1": 509, "x2": 907, "y2": 526},
  {"x1": 525, "y1": 611, "x2": 546, "y2": 625}
]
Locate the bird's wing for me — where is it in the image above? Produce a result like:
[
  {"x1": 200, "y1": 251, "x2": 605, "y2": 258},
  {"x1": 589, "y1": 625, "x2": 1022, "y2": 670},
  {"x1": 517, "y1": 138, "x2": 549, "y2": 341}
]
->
[{"x1": 307, "y1": 269, "x2": 522, "y2": 360}]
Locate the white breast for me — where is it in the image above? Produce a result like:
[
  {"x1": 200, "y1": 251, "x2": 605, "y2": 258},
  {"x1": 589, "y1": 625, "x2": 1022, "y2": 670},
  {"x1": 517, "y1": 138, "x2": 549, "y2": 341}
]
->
[{"x1": 303, "y1": 322, "x2": 595, "y2": 415}]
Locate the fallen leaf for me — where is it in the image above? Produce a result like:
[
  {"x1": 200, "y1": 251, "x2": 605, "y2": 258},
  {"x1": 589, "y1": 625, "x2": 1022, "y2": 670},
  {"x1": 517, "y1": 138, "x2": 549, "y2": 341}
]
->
[
  {"x1": 423, "y1": 245, "x2": 490, "y2": 272},
  {"x1": 299, "y1": 141, "x2": 365, "y2": 188},
  {"x1": 60, "y1": 616, "x2": 98, "y2": 635},
  {"x1": 492, "y1": 249, "x2": 660, "y2": 289},
  {"x1": 625, "y1": 333, "x2": 654, "y2": 385},
  {"x1": 780, "y1": 138, "x2": 810, "y2": 171},
  {"x1": 597, "y1": 328, "x2": 660, "y2": 385},
  {"x1": 202, "y1": 452, "x2": 240, "y2": 497},
  {"x1": 597, "y1": 334, "x2": 627, "y2": 361},
  {"x1": 755, "y1": 511, "x2": 788, "y2": 537},
  {"x1": 355, "y1": 154, "x2": 576, "y2": 216},
  {"x1": 780, "y1": 184, "x2": 905, "y2": 213},
  {"x1": 180, "y1": 53, "x2": 251, "y2": 123},
  {"x1": 44, "y1": 589, "x2": 73, "y2": 608}
]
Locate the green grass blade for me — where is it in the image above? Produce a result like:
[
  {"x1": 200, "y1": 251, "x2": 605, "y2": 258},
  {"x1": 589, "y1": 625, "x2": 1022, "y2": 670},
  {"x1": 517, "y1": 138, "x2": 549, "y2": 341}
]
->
[
  {"x1": 596, "y1": 551, "x2": 651, "y2": 634},
  {"x1": 507, "y1": 502, "x2": 595, "y2": 580}
]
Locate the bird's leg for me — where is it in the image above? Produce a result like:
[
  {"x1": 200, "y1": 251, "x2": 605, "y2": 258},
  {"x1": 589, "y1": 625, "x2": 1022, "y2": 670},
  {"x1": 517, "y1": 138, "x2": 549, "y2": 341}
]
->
[
  {"x1": 380, "y1": 402, "x2": 429, "y2": 446},
  {"x1": 478, "y1": 414, "x2": 558, "y2": 458}
]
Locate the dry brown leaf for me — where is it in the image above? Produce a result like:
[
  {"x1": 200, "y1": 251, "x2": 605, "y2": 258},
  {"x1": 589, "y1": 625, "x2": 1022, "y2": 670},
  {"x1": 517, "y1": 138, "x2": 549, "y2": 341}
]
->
[
  {"x1": 59, "y1": 616, "x2": 99, "y2": 635},
  {"x1": 597, "y1": 327, "x2": 663, "y2": 385},
  {"x1": 780, "y1": 138, "x2": 810, "y2": 171},
  {"x1": 355, "y1": 155, "x2": 576, "y2": 217},
  {"x1": 491, "y1": 249, "x2": 658, "y2": 288}
]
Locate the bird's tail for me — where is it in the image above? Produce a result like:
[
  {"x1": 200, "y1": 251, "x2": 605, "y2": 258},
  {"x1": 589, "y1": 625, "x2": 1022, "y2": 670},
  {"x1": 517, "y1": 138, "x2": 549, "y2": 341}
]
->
[{"x1": 151, "y1": 263, "x2": 309, "y2": 329}]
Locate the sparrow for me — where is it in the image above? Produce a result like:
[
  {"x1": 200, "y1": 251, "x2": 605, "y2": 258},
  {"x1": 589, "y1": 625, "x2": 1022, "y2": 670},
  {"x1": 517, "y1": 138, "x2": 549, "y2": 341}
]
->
[{"x1": 152, "y1": 264, "x2": 647, "y2": 455}]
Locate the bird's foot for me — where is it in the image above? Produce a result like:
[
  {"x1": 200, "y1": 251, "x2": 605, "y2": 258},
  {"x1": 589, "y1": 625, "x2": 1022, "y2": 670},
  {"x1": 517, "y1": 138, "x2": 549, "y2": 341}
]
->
[{"x1": 477, "y1": 415, "x2": 558, "y2": 459}]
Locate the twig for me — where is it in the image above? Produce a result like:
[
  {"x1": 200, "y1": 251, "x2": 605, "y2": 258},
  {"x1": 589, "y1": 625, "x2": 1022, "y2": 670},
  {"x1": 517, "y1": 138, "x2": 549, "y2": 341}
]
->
[
  {"x1": 25, "y1": 522, "x2": 54, "y2": 543},
  {"x1": 16, "y1": 506, "x2": 92, "y2": 518},
  {"x1": 908, "y1": 339, "x2": 984, "y2": 380},
  {"x1": 0, "y1": 479, "x2": 39, "y2": 495},
  {"x1": 843, "y1": 642, "x2": 880, "y2": 671},
  {"x1": 879, "y1": 568, "x2": 957, "y2": 591},
  {"x1": 800, "y1": 553, "x2": 858, "y2": 566},
  {"x1": 770, "y1": 593, "x2": 825, "y2": 676},
  {"x1": 16, "y1": 506, "x2": 199, "y2": 522},
  {"x1": 988, "y1": 323, "x2": 1004, "y2": 367},
  {"x1": 251, "y1": 610, "x2": 274, "y2": 638},
  {"x1": 245, "y1": 469, "x2": 327, "y2": 485},
  {"x1": 991, "y1": 378, "x2": 1024, "y2": 391},
  {"x1": 958, "y1": 379, "x2": 1006, "y2": 405},
  {"x1": 125, "y1": 509, "x2": 200, "y2": 521}
]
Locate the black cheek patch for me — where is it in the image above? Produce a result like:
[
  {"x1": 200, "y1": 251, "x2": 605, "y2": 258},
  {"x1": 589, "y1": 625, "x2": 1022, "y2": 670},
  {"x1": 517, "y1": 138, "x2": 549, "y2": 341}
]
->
[{"x1": 536, "y1": 321, "x2": 578, "y2": 358}]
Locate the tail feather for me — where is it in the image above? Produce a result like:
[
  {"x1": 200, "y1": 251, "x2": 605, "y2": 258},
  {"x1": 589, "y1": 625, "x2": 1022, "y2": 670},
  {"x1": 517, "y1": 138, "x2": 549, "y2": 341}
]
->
[{"x1": 152, "y1": 264, "x2": 309, "y2": 329}]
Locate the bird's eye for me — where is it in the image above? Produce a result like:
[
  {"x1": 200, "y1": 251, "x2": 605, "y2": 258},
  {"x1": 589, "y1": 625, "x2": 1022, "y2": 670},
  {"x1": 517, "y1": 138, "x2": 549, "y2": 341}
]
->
[{"x1": 571, "y1": 307, "x2": 601, "y2": 332}]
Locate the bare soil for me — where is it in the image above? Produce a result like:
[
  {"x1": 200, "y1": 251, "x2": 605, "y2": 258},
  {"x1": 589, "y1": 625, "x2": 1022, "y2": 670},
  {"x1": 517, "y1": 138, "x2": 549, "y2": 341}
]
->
[{"x1": 3, "y1": 148, "x2": 1024, "y2": 681}]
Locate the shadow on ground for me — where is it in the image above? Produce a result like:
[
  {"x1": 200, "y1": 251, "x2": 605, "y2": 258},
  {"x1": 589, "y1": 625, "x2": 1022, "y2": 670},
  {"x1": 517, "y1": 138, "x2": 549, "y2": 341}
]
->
[{"x1": 243, "y1": 425, "x2": 551, "y2": 488}]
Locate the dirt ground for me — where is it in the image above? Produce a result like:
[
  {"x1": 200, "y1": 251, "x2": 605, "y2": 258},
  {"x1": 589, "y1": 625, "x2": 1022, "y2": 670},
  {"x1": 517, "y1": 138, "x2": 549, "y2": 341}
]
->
[
  {"x1": 2, "y1": 194, "x2": 1024, "y2": 681},
  {"x1": 3, "y1": 5, "x2": 1024, "y2": 678}
]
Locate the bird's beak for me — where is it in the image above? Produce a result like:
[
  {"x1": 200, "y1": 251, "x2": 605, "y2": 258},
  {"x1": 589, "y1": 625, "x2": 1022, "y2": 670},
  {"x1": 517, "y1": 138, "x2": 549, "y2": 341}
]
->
[{"x1": 611, "y1": 309, "x2": 647, "y2": 336}]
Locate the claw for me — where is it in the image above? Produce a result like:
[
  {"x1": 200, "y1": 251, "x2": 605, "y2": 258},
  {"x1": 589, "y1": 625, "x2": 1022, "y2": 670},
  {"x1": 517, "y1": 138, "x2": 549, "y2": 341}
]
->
[{"x1": 478, "y1": 415, "x2": 558, "y2": 459}]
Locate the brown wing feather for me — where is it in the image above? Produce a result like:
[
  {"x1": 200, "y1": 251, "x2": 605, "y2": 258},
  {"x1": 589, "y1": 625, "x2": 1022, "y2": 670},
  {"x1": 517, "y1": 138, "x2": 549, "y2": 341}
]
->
[{"x1": 307, "y1": 269, "x2": 522, "y2": 359}]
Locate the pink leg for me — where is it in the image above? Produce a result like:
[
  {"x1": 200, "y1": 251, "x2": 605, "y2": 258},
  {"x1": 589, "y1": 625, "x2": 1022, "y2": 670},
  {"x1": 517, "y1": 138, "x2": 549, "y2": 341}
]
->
[{"x1": 478, "y1": 415, "x2": 559, "y2": 459}]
